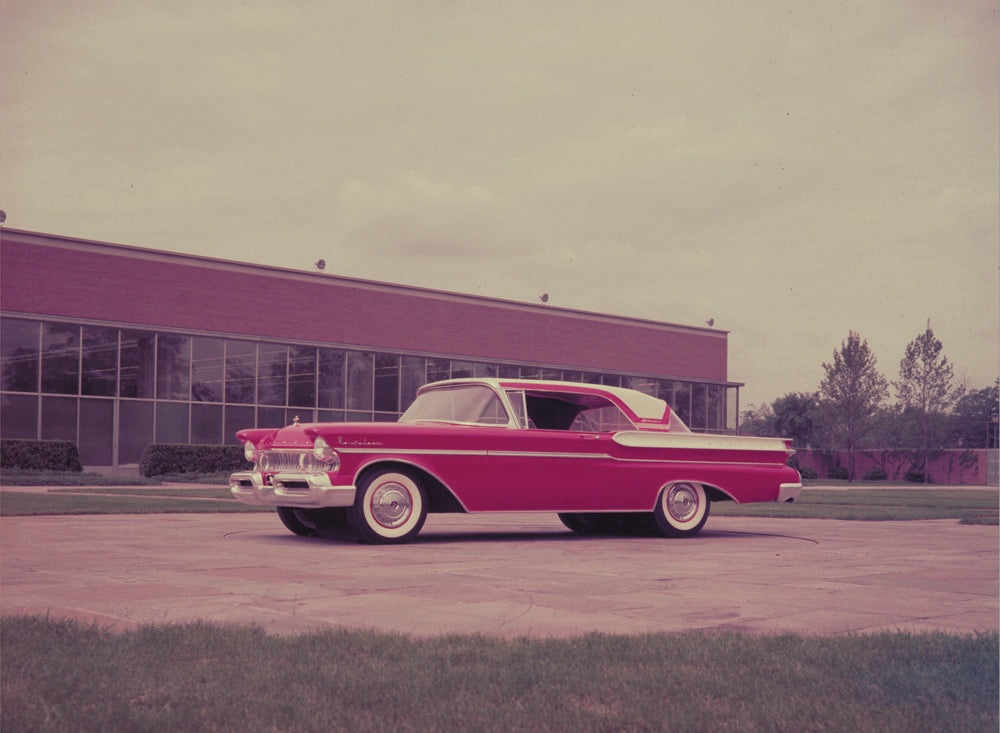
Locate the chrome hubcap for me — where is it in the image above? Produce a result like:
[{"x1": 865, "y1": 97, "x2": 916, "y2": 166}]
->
[
  {"x1": 370, "y1": 482, "x2": 413, "y2": 528},
  {"x1": 666, "y1": 484, "x2": 699, "y2": 523}
]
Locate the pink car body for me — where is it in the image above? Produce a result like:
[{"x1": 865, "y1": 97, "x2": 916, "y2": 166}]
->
[{"x1": 230, "y1": 379, "x2": 802, "y2": 543}]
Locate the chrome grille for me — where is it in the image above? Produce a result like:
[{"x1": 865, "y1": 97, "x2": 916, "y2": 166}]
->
[{"x1": 257, "y1": 450, "x2": 327, "y2": 473}]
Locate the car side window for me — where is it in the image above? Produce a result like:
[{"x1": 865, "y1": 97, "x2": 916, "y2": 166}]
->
[
  {"x1": 523, "y1": 392, "x2": 636, "y2": 432},
  {"x1": 570, "y1": 404, "x2": 635, "y2": 433},
  {"x1": 474, "y1": 392, "x2": 510, "y2": 425}
]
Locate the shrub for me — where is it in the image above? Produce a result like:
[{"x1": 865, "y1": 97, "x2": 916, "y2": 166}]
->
[
  {"x1": 827, "y1": 465, "x2": 849, "y2": 480},
  {"x1": 862, "y1": 466, "x2": 888, "y2": 481},
  {"x1": 139, "y1": 444, "x2": 250, "y2": 478},
  {"x1": 905, "y1": 469, "x2": 927, "y2": 483},
  {"x1": 0, "y1": 439, "x2": 83, "y2": 472},
  {"x1": 798, "y1": 466, "x2": 818, "y2": 479}
]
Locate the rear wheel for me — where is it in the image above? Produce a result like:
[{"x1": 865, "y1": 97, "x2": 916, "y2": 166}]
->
[
  {"x1": 348, "y1": 469, "x2": 427, "y2": 544},
  {"x1": 652, "y1": 482, "x2": 709, "y2": 537}
]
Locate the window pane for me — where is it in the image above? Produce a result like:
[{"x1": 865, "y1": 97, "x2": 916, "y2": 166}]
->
[
  {"x1": 657, "y1": 380, "x2": 675, "y2": 406},
  {"x1": 79, "y1": 398, "x2": 113, "y2": 465},
  {"x1": 191, "y1": 337, "x2": 224, "y2": 402},
  {"x1": 287, "y1": 408, "x2": 314, "y2": 424},
  {"x1": 257, "y1": 342, "x2": 287, "y2": 406},
  {"x1": 473, "y1": 363, "x2": 498, "y2": 378},
  {"x1": 374, "y1": 353, "x2": 399, "y2": 413},
  {"x1": 257, "y1": 406, "x2": 286, "y2": 429},
  {"x1": 156, "y1": 401, "x2": 189, "y2": 443},
  {"x1": 346, "y1": 352, "x2": 373, "y2": 411},
  {"x1": 41, "y1": 323, "x2": 79, "y2": 394},
  {"x1": 1, "y1": 394, "x2": 37, "y2": 438},
  {"x1": 41, "y1": 396, "x2": 77, "y2": 440},
  {"x1": 1, "y1": 318, "x2": 40, "y2": 392},
  {"x1": 726, "y1": 386, "x2": 739, "y2": 432},
  {"x1": 707, "y1": 385, "x2": 725, "y2": 431},
  {"x1": 674, "y1": 382, "x2": 692, "y2": 425},
  {"x1": 81, "y1": 326, "x2": 118, "y2": 396},
  {"x1": 157, "y1": 334, "x2": 191, "y2": 400},
  {"x1": 625, "y1": 377, "x2": 657, "y2": 397},
  {"x1": 400, "y1": 356, "x2": 426, "y2": 410},
  {"x1": 119, "y1": 400, "x2": 153, "y2": 463},
  {"x1": 120, "y1": 330, "x2": 156, "y2": 398},
  {"x1": 191, "y1": 404, "x2": 222, "y2": 444},
  {"x1": 497, "y1": 364, "x2": 520, "y2": 379},
  {"x1": 225, "y1": 405, "x2": 255, "y2": 444},
  {"x1": 426, "y1": 358, "x2": 450, "y2": 383},
  {"x1": 450, "y1": 360, "x2": 475, "y2": 380},
  {"x1": 225, "y1": 340, "x2": 256, "y2": 404},
  {"x1": 318, "y1": 348, "x2": 345, "y2": 409},
  {"x1": 288, "y1": 346, "x2": 317, "y2": 407},
  {"x1": 691, "y1": 384, "x2": 707, "y2": 429}
]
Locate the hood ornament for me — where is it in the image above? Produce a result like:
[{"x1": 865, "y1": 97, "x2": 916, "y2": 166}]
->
[{"x1": 292, "y1": 415, "x2": 301, "y2": 426}]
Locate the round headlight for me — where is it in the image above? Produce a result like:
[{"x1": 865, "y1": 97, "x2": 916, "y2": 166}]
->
[
  {"x1": 313, "y1": 435, "x2": 338, "y2": 464},
  {"x1": 243, "y1": 440, "x2": 257, "y2": 463}
]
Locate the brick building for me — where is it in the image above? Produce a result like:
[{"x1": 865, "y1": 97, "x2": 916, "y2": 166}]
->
[{"x1": 1, "y1": 228, "x2": 740, "y2": 470}]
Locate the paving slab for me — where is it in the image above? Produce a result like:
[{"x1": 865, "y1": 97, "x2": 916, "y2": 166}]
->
[{"x1": 1, "y1": 511, "x2": 996, "y2": 637}]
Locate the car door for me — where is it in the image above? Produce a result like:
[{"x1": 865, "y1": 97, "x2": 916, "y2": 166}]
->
[{"x1": 484, "y1": 394, "x2": 637, "y2": 511}]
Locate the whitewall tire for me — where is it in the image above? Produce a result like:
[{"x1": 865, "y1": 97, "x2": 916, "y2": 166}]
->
[
  {"x1": 348, "y1": 469, "x2": 427, "y2": 544},
  {"x1": 652, "y1": 482, "x2": 709, "y2": 537}
]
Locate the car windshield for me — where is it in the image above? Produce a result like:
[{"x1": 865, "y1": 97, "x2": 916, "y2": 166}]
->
[{"x1": 399, "y1": 385, "x2": 510, "y2": 425}]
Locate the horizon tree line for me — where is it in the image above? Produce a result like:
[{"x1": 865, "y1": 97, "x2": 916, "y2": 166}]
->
[{"x1": 740, "y1": 322, "x2": 998, "y2": 481}]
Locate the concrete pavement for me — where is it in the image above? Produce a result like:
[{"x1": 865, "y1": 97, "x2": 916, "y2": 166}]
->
[{"x1": 2, "y1": 511, "x2": 996, "y2": 637}]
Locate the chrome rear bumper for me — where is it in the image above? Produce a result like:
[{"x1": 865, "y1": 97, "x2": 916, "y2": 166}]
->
[{"x1": 777, "y1": 482, "x2": 804, "y2": 502}]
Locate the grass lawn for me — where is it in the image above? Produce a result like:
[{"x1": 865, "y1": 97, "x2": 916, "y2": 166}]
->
[
  {"x1": 2, "y1": 616, "x2": 996, "y2": 733},
  {"x1": 713, "y1": 488, "x2": 998, "y2": 524},
  {"x1": 0, "y1": 488, "x2": 270, "y2": 516}
]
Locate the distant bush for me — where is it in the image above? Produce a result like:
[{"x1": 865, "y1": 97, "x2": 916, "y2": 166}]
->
[
  {"x1": 905, "y1": 469, "x2": 927, "y2": 483},
  {"x1": 827, "y1": 465, "x2": 849, "y2": 480},
  {"x1": 863, "y1": 466, "x2": 888, "y2": 481},
  {"x1": 798, "y1": 466, "x2": 818, "y2": 479},
  {"x1": 0, "y1": 440, "x2": 83, "y2": 472},
  {"x1": 139, "y1": 444, "x2": 250, "y2": 478}
]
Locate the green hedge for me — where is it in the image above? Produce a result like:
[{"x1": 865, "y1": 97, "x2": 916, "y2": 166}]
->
[
  {"x1": 1, "y1": 440, "x2": 83, "y2": 472},
  {"x1": 139, "y1": 444, "x2": 252, "y2": 478}
]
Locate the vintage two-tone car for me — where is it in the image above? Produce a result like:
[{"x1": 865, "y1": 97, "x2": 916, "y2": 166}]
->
[{"x1": 230, "y1": 379, "x2": 802, "y2": 543}]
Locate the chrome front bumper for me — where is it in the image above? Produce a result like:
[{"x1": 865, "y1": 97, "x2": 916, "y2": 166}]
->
[
  {"x1": 777, "y1": 482, "x2": 804, "y2": 502},
  {"x1": 229, "y1": 471, "x2": 356, "y2": 508}
]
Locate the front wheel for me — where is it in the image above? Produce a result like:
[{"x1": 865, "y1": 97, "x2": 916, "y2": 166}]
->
[
  {"x1": 277, "y1": 506, "x2": 320, "y2": 536},
  {"x1": 348, "y1": 469, "x2": 427, "y2": 544},
  {"x1": 652, "y1": 482, "x2": 709, "y2": 538}
]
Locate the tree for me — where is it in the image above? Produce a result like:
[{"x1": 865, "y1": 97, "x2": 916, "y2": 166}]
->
[
  {"x1": 739, "y1": 403, "x2": 776, "y2": 437},
  {"x1": 816, "y1": 331, "x2": 889, "y2": 480},
  {"x1": 951, "y1": 381, "x2": 1000, "y2": 449},
  {"x1": 894, "y1": 322, "x2": 964, "y2": 481},
  {"x1": 771, "y1": 392, "x2": 818, "y2": 448}
]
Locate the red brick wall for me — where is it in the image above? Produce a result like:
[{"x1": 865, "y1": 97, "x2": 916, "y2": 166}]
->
[{"x1": 1, "y1": 230, "x2": 727, "y2": 381}]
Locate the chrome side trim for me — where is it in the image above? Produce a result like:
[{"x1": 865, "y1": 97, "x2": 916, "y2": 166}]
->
[{"x1": 613, "y1": 431, "x2": 791, "y2": 452}]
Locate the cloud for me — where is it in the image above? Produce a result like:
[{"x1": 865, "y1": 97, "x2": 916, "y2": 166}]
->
[{"x1": 334, "y1": 172, "x2": 546, "y2": 260}]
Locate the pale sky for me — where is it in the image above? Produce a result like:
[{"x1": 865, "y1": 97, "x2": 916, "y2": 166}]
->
[{"x1": 2, "y1": 1, "x2": 997, "y2": 409}]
